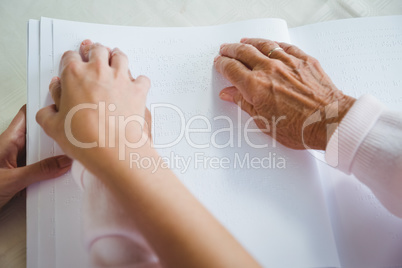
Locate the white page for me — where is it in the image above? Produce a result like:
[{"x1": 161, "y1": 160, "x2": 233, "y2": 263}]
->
[
  {"x1": 42, "y1": 18, "x2": 90, "y2": 267},
  {"x1": 26, "y1": 19, "x2": 40, "y2": 268},
  {"x1": 36, "y1": 17, "x2": 57, "y2": 268},
  {"x1": 47, "y1": 18, "x2": 339, "y2": 267},
  {"x1": 27, "y1": 17, "x2": 58, "y2": 268},
  {"x1": 290, "y1": 15, "x2": 402, "y2": 268},
  {"x1": 27, "y1": 18, "x2": 90, "y2": 268}
]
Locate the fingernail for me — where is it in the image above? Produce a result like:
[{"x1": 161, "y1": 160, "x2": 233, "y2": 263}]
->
[
  {"x1": 219, "y1": 92, "x2": 233, "y2": 102},
  {"x1": 81, "y1": 39, "x2": 91, "y2": 46},
  {"x1": 214, "y1": 55, "x2": 221, "y2": 63},
  {"x1": 220, "y1": 43, "x2": 227, "y2": 50},
  {"x1": 57, "y1": 156, "x2": 72, "y2": 169},
  {"x1": 51, "y1": 76, "x2": 59, "y2": 82},
  {"x1": 240, "y1": 38, "x2": 248, "y2": 43},
  {"x1": 111, "y1": 47, "x2": 119, "y2": 56}
]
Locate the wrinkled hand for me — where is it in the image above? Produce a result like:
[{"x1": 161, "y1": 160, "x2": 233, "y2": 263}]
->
[
  {"x1": 214, "y1": 38, "x2": 356, "y2": 150},
  {"x1": 36, "y1": 40, "x2": 152, "y2": 165},
  {"x1": 0, "y1": 105, "x2": 72, "y2": 210}
]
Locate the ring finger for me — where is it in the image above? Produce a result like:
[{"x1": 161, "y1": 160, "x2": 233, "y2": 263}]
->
[
  {"x1": 220, "y1": 43, "x2": 268, "y2": 70},
  {"x1": 241, "y1": 38, "x2": 296, "y2": 65}
]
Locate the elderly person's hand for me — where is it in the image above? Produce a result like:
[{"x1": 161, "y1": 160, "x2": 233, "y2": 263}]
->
[
  {"x1": 0, "y1": 105, "x2": 72, "y2": 210},
  {"x1": 214, "y1": 38, "x2": 356, "y2": 150}
]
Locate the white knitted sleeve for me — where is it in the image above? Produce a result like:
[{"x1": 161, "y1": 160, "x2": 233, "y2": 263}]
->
[{"x1": 326, "y1": 95, "x2": 402, "y2": 217}]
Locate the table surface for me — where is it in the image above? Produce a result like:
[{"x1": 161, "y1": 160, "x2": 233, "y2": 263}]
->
[{"x1": 0, "y1": 0, "x2": 401, "y2": 267}]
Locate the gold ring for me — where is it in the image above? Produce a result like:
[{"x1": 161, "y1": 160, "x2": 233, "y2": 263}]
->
[{"x1": 267, "y1": 47, "x2": 284, "y2": 58}]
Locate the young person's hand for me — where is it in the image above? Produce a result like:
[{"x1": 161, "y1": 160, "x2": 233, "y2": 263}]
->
[
  {"x1": 215, "y1": 38, "x2": 356, "y2": 150},
  {"x1": 36, "y1": 40, "x2": 260, "y2": 268},
  {"x1": 36, "y1": 40, "x2": 152, "y2": 167},
  {"x1": 0, "y1": 105, "x2": 72, "y2": 210}
]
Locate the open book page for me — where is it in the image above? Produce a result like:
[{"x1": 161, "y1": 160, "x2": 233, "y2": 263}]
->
[
  {"x1": 49, "y1": 18, "x2": 339, "y2": 267},
  {"x1": 289, "y1": 15, "x2": 402, "y2": 267},
  {"x1": 27, "y1": 18, "x2": 90, "y2": 268},
  {"x1": 26, "y1": 19, "x2": 40, "y2": 268},
  {"x1": 27, "y1": 17, "x2": 341, "y2": 267}
]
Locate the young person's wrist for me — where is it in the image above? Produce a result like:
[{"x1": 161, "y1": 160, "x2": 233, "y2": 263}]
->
[{"x1": 74, "y1": 141, "x2": 158, "y2": 180}]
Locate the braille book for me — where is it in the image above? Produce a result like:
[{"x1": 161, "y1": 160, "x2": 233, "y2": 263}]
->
[{"x1": 27, "y1": 16, "x2": 402, "y2": 268}]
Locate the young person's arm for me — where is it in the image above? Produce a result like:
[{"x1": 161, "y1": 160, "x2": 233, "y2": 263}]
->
[{"x1": 36, "y1": 40, "x2": 260, "y2": 268}]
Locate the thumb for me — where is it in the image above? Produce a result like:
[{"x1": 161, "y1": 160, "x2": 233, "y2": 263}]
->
[
  {"x1": 4, "y1": 105, "x2": 26, "y2": 139},
  {"x1": 36, "y1": 104, "x2": 58, "y2": 138},
  {"x1": 219, "y1": 86, "x2": 254, "y2": 115},
  {"x1": 12, "y1": 155, "x2": 72, "y2": 191}
]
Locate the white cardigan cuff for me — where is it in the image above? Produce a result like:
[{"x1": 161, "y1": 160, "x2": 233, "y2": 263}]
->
[{"x1": 325, "y1": 94, "x2": 384, "y2": 173}]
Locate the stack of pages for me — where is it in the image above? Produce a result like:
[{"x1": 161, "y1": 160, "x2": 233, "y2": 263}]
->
[{"x1": 27, "y1": 16, "x2": 402, "y2": 267}]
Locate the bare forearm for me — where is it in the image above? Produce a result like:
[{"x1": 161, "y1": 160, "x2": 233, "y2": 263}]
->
[
  {"x1": 84, "y1": 146, "x2": 260, "y2": 268},
  {"x1": 36, "y1": 38, "x2": 260, "y2": 267}
]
